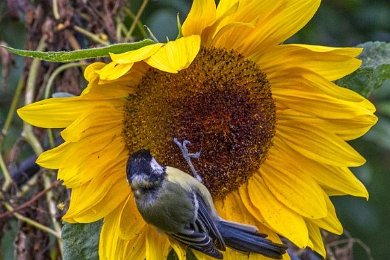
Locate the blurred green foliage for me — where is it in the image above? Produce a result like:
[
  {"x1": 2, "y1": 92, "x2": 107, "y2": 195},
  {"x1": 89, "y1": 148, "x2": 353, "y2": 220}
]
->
[{"x1": 1, "y1": 0, "x2": 389, "y2": 259}]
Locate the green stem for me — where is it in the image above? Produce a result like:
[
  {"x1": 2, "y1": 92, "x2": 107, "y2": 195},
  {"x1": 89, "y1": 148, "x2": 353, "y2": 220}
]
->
[
  {"x1": 52, "y1": 0, "x2": 60, "y2": 20},
  {"x1": 43, "y1": 62, "x2": 84, "y2": 148},
  {"x1": 126, "y1": 9, "x2": 147, "y2": 39},
  {"x1": 0, "y1": 77, "x2": 25, "y2": 190},
  {"x1": 0, "y1": 152, "x2": 11, "y2": 190},
  {"x1": 2, "y1": 77, "x2": 25, "y2": 137},
  {"x1": 3, "y1": 202, "x2": 62, "y2": 239},
  {"x1": 74, "y1": 26, "x2": 109, "y2": 46},
  {"x1": 125, "y1": 0, "x2": 149, "y2": 40},
  {"x1": 22, "y1": 36, "x2": 45, "y2": 154},
  {"x1": 44, "y1": 62, "x2": 84, "y2": 99}
]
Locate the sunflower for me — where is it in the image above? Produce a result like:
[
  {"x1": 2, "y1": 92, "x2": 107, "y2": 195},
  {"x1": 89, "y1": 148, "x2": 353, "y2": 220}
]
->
[{"x1": 18, "y1": 0, "x2": 377, "y2": 259}]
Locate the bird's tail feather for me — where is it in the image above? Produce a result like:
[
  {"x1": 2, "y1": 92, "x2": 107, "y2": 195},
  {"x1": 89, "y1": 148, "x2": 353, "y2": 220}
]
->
[{"x1": 217, "y1": 220, "x2": 287, "y2": 259}]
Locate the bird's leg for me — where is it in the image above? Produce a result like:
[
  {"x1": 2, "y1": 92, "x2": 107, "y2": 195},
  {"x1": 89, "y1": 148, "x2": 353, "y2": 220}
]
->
[{"x1": 173, "y1": 138, "x2": 202, "y2": 182}]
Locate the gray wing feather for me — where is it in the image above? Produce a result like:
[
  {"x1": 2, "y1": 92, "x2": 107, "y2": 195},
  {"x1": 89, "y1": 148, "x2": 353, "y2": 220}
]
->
[
  {"x1": 167, "y1": 192, "x2": 226, "y2": 259},
  {"x1": 195, "y1": 193, "x2": 226, "y2": 250}
]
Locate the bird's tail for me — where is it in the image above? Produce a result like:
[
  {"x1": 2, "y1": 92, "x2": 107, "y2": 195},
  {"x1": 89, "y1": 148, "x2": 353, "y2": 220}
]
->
[{"x1": 217, "y1": 220, "x2": 287, "y2": 259}]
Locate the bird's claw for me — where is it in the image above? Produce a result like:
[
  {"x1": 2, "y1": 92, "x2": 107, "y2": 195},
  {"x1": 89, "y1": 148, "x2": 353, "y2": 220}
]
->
[
  {"x1": 190, "y1": 151, "x2": 201, "y2": 159},
  {"x1": 173, "y1": 138, "x2": 202, "y2": 182}
]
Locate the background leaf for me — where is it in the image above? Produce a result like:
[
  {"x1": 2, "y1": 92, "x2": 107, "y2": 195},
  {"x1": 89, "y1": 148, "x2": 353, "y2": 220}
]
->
[
  {"x1": 62, "y1": 221, "x2": 102, "y2": 260},
  {"x1": 1, "y1": 39, "x2": 154, "y2": 62},
  {"x1": 336, "y1": 41, "x2": 390, "y2": 96}
]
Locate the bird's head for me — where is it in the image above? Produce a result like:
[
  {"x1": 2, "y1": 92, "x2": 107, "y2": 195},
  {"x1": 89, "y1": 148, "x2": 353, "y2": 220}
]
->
[{"x1": 126, "y1": 149, "x2": 166, "y2": 190}]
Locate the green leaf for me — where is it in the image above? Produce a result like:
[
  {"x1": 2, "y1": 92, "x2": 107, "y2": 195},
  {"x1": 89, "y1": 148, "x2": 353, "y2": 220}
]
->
[
  {"x1": 336, "y1": 41, "x2": 390, "y2": 97},
  {"x1": 62, "y1": 221, "x2": 102, "y2": 260},
  {"x1": 1, "y1": 39, "x2": 155, "y2": 62}
]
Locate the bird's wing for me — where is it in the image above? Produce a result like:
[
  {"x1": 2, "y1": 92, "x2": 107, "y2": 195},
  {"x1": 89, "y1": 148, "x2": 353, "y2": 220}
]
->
[
  {"x1": 194, "y1": 192, "x2": 226, "y2": 251},
  {"x1": 165, "y1": 167, "x2": 226, "y2": 254},
  {"x1": 170, "y1": 229, "x2": 223, "y2": 259},
  {"x1": 167, "y1": 192, "x2": 226, "y2": 259}
]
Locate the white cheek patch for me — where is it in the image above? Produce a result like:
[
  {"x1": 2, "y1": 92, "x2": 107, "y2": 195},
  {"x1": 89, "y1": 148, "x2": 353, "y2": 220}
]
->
[
  {"x1": 150, "y1": 158, "x2": 164, "y2": 175},
  {"x1": 131, "y1": 174, "x2": 153, "y2": 189}
]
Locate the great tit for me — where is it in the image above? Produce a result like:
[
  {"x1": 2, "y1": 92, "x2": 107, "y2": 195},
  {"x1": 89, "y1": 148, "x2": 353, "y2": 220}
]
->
[{"x1": 126, "y1": 149, "x2": 287, "y2": 259}]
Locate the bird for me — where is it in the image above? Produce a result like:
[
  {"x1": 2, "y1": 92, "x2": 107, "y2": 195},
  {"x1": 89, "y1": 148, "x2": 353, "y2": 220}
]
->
[{"x1": 126, "y1": 140, "x2": 287, "y2": 259}]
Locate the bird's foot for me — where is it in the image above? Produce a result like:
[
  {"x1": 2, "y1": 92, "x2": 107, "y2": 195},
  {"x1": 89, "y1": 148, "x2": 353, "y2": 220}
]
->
[{"x1": 173, "y1": 138, "x2": 202, "y2": 182}]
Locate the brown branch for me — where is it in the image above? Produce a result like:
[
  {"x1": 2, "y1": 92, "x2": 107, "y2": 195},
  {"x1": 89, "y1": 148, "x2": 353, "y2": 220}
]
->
[{"x1": 0, "y1": 181, "x2": 60, "y2": 219}]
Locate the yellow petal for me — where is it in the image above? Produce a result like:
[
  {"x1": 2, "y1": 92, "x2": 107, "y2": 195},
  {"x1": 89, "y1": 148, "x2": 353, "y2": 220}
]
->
[
  {"x1": 61, "y1": 108, "x2": 122, "y2": 142},
  {"x1": 249, "y1": 252, "x2": 281, "y2": 260},
  {"x1": 110, "y1": 43, "x2": 163, "y2": 64},
  {"x1": 146, "y1": 35, "x2": 201, "y2": 73},
  {"x1": 82, "y1": 81, "x2": 132, "y2": 99},
  {"x1": 123, "y1": 231, "x2": 146, "y2": 260},
  {"x1": 97, "y1": 61, "x2": 134, "y2": 81},
  {"x1": 192, "y1": 250, "x2": 214, "y2": 260},
  {"x1": 93, "y1": 62, "x2": 148, "y2": 90},
  {"x1": 292, "y1": 44, "x2": 362, "y2": 56},
  {"x1": 215, "y1": 190, "x2": 258, "y2": 225},
  {"x1": 37, "y1": 129, "x2": 123, "y2": 170},
  {"x1": 261, "y1": 149, "x2": 328, "y2": 219},
  {"x1": 271, "y1": 69, "x2": 374, "y2": 109},
  {"x1": 238, "y1": 0, "x2": 321, "y2": 56},
  {"x1": 146, "y1": 226, "x2": 171, "y2": 260},
  {"x1": 119, "y1": 195, "x2": 146, "y2": 240},
  {"x1": 17, "y1": 97, "x2": 85, "y2": 128},
  {"x1": 247, "y1": 223, "x2": 289, "y2": 260},
  {"x1": 269, "y1": 139, "x2": 344, "y2": 234},
  {"x1": 169, "y1": 239, "x2": 187, "y2": 260},
  {"x1": 237, "y1": 184, "x2": 267, "y2": 225},
  {"x1": 319, "y1": 169, "x2": 369, "y2": 198},
  {"x1": 99, "y1": 205, "x2": 122, "y2": 259},
  {"x1": 215, "y1": 191, "x2": 285, "y2": 258},
  {"x1": 277, "y1": 109, "x2": 377, "y2": 141},
  {"x1": 84, "y1": 62, "x2": 106, "y2": 82},
  {"x1": 311, "y1": 194, "x2": 343, "y2": 235},
  {"x1": 63, "y1": 173, "x2": 130, "y2": 223},
  {"x1": 59, "y1": 143, "x2": 125, "y2": 190},
  {"x1": 216, "y1": 0, "x2": 238, "y2": 19},
  {"x1": 273, "y1": 134, "x2": 368, "y2": 198},
  {"x1": 212, "y1": 22, "x2": 256, "y2": 49},
  {"x1": 306, "y1": 222, "x2": 326, "y2": 258},
  {"x1": 255, "y1": 44, "x2": 362, "y2": 81},
  {"x1": 182, "y1": 0, "x2": 216, "y2": 36},
  {"x1": 211, "y1": 1, "x2": 277, "y2": 49},
  {"x1": 99, "y1": 206, "x2": 147, "y2": 260},
  {"x1": 224, "y1": 248, "x2": 250, "y2": 260},
  {"x1": 276, "y1": 119, "x2": 366, "y2": 167},
  {"x1": 273, "y1": 88, "x2": 373, "y2": 120},
  {"x1": 247, "y1": 175, "x2": 309, "y2": 248}
]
